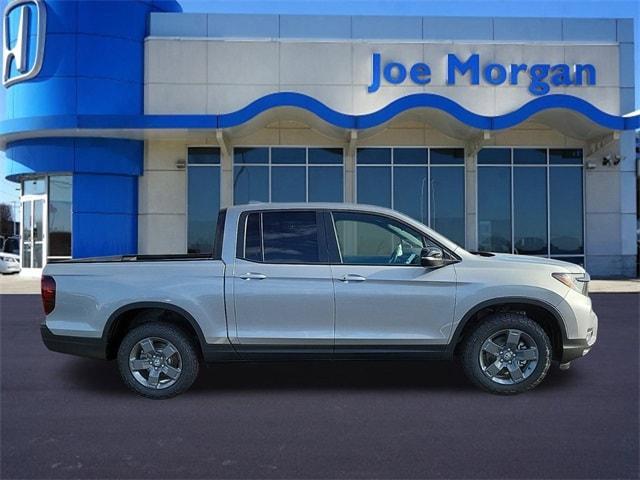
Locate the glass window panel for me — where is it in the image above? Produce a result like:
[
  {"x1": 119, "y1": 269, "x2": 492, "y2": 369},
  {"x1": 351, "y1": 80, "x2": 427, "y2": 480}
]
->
[
  {"x1": 188, "y1": 166, "x2": 220, "y2": 254},
  {"x1": 357, "y1": 148, "x2": 391, "y2": 164},
  {"x1": 234, "y1": 147, "x2": 268, "y2": 164},
  {"x1": 262, "y1": 211, "x2": 319, "y2": 263},
  {"x1": 357, "y1": 167, "x2": 391, "y2": 208},
  {"x1": 513, "y1": 167, "x2": 548, "y2": 255},
  {"x1": 430, "y1": 148, "x2": 464, "y2": 165},
  {"x1": 188, "y1": 147, "x2": 220, "y2": 165},
  {"x1": 394, "y1": 148, "x2": 427, "y2": 165},
  {"x1": 22, "y1": 242, "x2": 31, "y2": 268},
  {"x1": 393, "y1": 166, "x2": 428, "y2": 224},
  {"x1": 549, "y1": 149, "x2": 583, "y2": 165},
  {"x1": 22, "y1": 203, "x2": 31, "y2": 242},
  {"x1": 244, "y1": 212, "x2": 262, "y2": 262},
  {"x1": 550, "y1": 167, "x2": 583, "y2": 254},
  {"x1": 332, "y1": 211, "x2": 424, "y2": 265},
  {"x1": 234, "y1": 166, "x2": 269, "y2": 205},
  {"x1": 33, "y1": 243, "x2": 43, "y2": 268},
  {"x1": 478, "y1": 148, "x2": 511, "y2": 165},
  {"x1": 308, "y1": 166, "x2": 343, "y2": 202},
  {"x1": 271, "y1": 167, "x2": 306, "y2": 202},
  {"x1": 271, "y1": 147, "x2": 305, "y2": 164},
  {"x1": 513, "y1": 148, "x2": 546, "y2": 165},
  {"x1": 430, "y1": 167, "x2": 465, "y2": 246},
  {"x1": 33, "y1": 199, "x2": 43, "y2": 242},
  {"x1": 478, "y1": 167, "x2": 512, "y2": 253},
  {"x1": 48, "y1": 175, "x2": 72, "y2": 257},
  {"x1": 22, "y1": 204, "x2": 31, "y2": 267},
  {"x1": 309, "y1": 148, "x2": 343, "y2": 164},
  {"x1": 22, "y1": 178, "x2": 45, "y2": 195}
]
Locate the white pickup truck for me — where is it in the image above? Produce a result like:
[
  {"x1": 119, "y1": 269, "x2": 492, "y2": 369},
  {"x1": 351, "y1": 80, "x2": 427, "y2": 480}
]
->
[{"x1": 41, "y1": 203, "x2": 597, "y2": 398}]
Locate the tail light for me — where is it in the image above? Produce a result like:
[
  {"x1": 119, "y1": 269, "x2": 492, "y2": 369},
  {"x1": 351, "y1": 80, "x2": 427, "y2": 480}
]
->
[{"x1": 41, "y1": 275, "x2": 56, "y2": 315}]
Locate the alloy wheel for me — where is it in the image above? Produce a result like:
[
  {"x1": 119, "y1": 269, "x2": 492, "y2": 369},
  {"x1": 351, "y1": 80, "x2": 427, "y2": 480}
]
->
[
  {"x1": 128, "y1": 337, "x2": 183, "y2": 389},
  {"x1": 478, "y1": 329, "x2": 539, "y2": 385}
]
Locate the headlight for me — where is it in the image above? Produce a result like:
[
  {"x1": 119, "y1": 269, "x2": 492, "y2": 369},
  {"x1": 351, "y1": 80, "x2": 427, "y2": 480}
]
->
[{"x1": 552, "y1": 272, "x2": 589, "y2": 296}]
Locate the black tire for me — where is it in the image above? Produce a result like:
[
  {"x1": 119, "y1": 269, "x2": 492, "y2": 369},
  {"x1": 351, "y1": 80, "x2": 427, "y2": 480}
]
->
[
  {"x1": 461, "y1": 312, "x2": 552, "y2": 395},
  {"x1": 117, "y1": 322, "x2": 200, "y2": 399}
]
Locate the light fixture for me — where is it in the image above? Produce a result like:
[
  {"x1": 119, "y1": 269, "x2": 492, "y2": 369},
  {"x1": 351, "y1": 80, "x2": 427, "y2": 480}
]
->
[{"x1": 176, "y1": 158, "x2": 186, "y2": 170}]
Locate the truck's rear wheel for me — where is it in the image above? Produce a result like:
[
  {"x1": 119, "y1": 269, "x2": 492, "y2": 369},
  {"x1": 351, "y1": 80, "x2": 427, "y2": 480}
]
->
[
  {"x1": 461, "y1": 313, "x2": 551, "y2": 395},
  {"x1": 117, "y1": 322, "x2": 200, "y2": 399}
]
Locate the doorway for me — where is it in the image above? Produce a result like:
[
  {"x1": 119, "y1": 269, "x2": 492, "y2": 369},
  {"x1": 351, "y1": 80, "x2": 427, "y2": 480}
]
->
[{"x1": 20, "y1": 195, "x2": 47, "y2": 272}]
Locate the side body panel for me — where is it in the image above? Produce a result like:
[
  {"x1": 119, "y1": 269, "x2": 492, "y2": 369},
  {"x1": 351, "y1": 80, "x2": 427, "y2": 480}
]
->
[
  {"x1": 231, "y1": 259, "x2": 335, "y2": 346},
  {"x1": 44, "y1": 260, "x2": 228, "y2": 345},
  {"x1": 451, "y1": 254, "x2": 577, "y2": 341},
  {"x1": 331, "y1": 264, "x2": 457, "y2": 345}
]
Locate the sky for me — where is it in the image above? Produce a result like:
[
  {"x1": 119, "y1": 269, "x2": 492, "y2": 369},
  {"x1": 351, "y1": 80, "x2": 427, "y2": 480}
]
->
[{"x1": 0, "y1": 0, "x2": 639, "y2": 212}]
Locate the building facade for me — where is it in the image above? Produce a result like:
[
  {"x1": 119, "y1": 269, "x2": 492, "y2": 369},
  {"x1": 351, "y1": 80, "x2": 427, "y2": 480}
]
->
[{"x1": 1, "y1": 0, "x2": 638, "y2": 276}]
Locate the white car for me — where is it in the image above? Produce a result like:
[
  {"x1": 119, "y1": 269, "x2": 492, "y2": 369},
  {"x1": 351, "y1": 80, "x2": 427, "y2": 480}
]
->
[
  {"x1": 41, "y1": 203, "x2": 597, "y2": 398},
  {"x1": 0, "y1": 253, "x2": 20, "y2": 274}
]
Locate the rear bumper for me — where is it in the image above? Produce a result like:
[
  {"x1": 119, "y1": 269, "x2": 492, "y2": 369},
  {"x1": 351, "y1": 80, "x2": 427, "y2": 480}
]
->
[{"x1": 41, "y1": 324, "x2": 108, "y2": 360}]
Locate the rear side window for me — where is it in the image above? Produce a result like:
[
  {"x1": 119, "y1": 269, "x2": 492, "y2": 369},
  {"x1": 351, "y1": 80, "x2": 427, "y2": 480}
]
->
[
  {"x1": 244, "y1": 213, "x2": 262, "y2": 262},
  {"x1": 239, "y1": 211, "x2": 322, "y2": 264},
  {"x1": 212, "y1": 209, "x2": 226, "y2": 260}
]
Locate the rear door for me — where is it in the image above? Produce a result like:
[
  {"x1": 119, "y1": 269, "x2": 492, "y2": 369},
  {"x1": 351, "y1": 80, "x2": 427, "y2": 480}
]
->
[
  {"x1": 327, "y1": 210, "x2": 457, "y2": 353},
  {"x1": 231, "y1": 209, "x2": 335, "y2": 355}
]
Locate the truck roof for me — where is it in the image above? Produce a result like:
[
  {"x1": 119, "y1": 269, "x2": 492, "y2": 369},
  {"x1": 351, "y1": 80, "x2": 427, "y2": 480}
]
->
[{"x1": 227, "y1": 202, "x2": 392, "y2": 213}]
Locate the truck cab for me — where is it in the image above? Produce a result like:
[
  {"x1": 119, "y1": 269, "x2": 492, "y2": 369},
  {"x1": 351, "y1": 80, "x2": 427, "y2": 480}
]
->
[{"x1": 41, "y1": 203, "x2": 598, "y2": 398}]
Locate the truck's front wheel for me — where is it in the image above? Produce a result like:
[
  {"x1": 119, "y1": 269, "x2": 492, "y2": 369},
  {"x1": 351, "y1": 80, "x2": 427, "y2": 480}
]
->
[
  {"x1": 117, "y1": 322, "x2": 200, "y2": 399},
  {"x1": 461, "y1": 313, "x2": 552, "y2": 395}
]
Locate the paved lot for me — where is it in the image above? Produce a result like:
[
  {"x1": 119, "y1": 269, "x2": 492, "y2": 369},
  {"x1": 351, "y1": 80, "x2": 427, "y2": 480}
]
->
[{"x1": 1, "y1": 294, "x2": 638, "y2": 479}]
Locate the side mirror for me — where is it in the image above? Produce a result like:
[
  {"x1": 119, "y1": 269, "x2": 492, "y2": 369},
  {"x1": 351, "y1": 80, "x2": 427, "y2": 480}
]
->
[{"x1": 420, "y1": 246, "x2": 445, "y2": 268}]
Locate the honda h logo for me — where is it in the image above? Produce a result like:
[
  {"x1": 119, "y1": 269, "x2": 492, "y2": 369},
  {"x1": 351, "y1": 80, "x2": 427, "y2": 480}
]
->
[{"x1": 2, "y1": 0, "x2": 47, "y2": 88}]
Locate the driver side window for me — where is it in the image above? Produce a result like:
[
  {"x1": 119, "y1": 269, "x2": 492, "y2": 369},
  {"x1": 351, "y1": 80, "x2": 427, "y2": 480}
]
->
[{"x1": 331, "y1": 211, "x2": 432, "y2": 265}]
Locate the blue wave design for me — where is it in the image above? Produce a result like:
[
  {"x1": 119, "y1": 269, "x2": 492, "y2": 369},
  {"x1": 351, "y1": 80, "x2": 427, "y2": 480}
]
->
[
  {"x1": 1, "y1": 92, "x2": 638, "y2": 138},
  {"x1": 219, "y1": 92, "x2": 638, "y2": 131}
]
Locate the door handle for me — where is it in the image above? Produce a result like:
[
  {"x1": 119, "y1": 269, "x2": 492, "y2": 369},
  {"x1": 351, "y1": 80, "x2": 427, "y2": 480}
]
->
[
  {"x1": 239, "y1": 272, "x2": 267, "y2": 280},
  {"x1": 339, "y1": 274, "x2": 366, "y2": 283}
]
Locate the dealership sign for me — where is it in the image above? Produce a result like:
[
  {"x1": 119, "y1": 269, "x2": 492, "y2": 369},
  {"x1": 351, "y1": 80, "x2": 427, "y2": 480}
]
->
[
  {"x1": 367, "y1": 52, "x2": 597, "y2": 96},
  {"x1": 2, "y1": 0, "x2": 47, "y2": 88}
]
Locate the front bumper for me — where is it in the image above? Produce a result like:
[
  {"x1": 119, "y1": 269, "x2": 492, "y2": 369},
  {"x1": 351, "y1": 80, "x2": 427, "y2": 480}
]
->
[
  {"x1": 561, "y1": 309, "x2": 598, "y2": 363},
  {"x1": 41, "y1": 324, "x2": 108, "y2": 360}
]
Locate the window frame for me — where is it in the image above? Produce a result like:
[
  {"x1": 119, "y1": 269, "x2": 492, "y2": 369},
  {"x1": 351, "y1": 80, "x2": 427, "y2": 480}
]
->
[
  {"x1": 232, "y1": 146, "x2": 345, "y2": 204},
  {"x1": 354, "y1": 146, "x2": 466, "y2": 246},
  {"x1": 186, "y1": 146, "x2": 222, "y2": 255},
  {"x1": 235, "y1": 209, "x2": 330, "y2": 265},
  {"x1": 475, "y1": 147, "x2": 586, "y2": 266},
  {"x1": 324, "y1": 210, "x2": 459, "y2": 267}
]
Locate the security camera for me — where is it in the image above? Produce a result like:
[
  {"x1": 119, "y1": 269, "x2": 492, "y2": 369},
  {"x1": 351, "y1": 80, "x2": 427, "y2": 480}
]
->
[
  {"x1": 613, "y1": 155, "x2": 623, "y2": 166},
  {"x1": 602, "y1": 154, "x2": 612, "y2": 166}
]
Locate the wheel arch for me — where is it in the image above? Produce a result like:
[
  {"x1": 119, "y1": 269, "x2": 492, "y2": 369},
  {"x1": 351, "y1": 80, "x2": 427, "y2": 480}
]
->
[
  {"x1": 450, "y1": 297, "x2": 568, "y2": 361},
  {"x1": 102, "y1": 302, "x2": 208, "y2": 360}
]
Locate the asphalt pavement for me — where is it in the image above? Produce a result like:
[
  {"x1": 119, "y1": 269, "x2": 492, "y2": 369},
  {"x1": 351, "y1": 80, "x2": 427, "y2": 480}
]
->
[{"x1": 1, "y1": 293, "x2": 638, "y2": 479}]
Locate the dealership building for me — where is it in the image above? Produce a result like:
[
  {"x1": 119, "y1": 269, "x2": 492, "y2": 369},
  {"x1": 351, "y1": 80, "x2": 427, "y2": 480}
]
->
[{"x1": 1, "y1": 0, "x2": 638, "y2": 276}]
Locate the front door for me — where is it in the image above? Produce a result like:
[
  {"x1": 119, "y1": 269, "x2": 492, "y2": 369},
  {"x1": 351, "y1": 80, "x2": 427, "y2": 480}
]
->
[
  {"x1": 20, "y1": 196, "x2": 47, "y2": 272},
  {"x1": 327, "y1": 211, "x2": 457, "y2": 352},
  {"x1": 231, "y1": 209, "x2": 335, "y2": 355}
]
